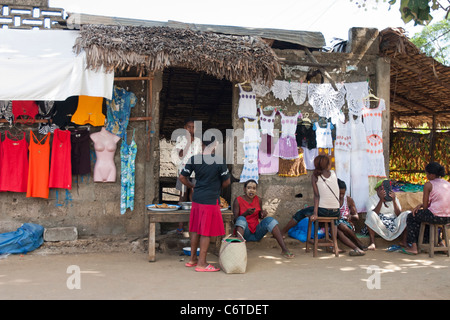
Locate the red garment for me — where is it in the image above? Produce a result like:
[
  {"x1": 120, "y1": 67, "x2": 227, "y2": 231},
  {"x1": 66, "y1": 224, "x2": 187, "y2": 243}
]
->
[
  {"x1": 48, "y1": 129, "x2": 72, "y2": 190},
  {"x1": 0, "y1": 131, "x2": 29, "y2": 192},
  {"x1": 189, "y1": 201, "x2": 225, "y2": 237},
  {"x1": 49, "y1": 129, "x2": 72, "y2": 189},
  {"x1": 27, "y1": 131, "x2": 50, "y2": 199},
  {"x1": 12, "y1": 101, "x2": 39, "y2": 123},
  {"x1": 237, "y1": 195, "x2": 261, "y2": 234}
]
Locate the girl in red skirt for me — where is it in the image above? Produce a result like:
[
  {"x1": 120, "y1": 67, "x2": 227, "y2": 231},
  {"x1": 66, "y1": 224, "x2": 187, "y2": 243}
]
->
[{"x1": 179, "y1": 136, "x2": 230, "y2": 272}]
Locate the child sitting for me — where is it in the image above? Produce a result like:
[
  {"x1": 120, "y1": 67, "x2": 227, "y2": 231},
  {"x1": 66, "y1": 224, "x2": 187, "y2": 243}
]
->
[{"x1": 337, "y1": 179, "x2": 367, "y2": 256}]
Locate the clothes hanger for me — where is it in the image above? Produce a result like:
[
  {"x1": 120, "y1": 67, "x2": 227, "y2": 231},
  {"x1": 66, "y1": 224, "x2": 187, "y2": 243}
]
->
[
  {"x1": 235, "y1": 80, "x2": 252, "y2": 91},
  {"x1": 302, "y1": 112, "x2": 311, "y2": 124}
]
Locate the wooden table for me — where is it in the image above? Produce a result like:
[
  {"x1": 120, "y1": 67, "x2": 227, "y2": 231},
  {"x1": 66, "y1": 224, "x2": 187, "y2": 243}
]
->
[{"x1": 146, "y1": 209, "x2": 234, "y2": 262}]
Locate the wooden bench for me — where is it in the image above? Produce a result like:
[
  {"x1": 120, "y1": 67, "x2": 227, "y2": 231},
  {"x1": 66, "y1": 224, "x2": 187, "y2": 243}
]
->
[{"x1": 146, "y1": 209, "x2": 234, "y2": 262}]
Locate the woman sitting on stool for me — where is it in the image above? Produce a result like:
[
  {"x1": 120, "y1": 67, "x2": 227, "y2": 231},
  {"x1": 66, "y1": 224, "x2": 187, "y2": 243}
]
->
[{"x1": 401, "y1": 162, "x2": 450, "y2": 254}]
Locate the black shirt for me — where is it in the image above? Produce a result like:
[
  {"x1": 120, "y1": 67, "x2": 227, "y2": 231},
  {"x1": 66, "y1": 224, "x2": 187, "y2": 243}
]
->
[{"x1": 181, "y1": 154, "x2": 230, "y2": 205}]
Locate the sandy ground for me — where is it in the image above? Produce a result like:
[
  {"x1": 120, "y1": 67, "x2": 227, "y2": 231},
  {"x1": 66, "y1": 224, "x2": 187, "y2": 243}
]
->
[{"x1": 0, "y1": 243, "x2": 449, "y2": 301}]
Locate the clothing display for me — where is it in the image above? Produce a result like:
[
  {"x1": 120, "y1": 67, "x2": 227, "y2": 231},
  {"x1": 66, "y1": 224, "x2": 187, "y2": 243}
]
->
[
  {"x1": 278, "y1": 148, "x2": 307, "y2": 177},
  {"x1": 258, "y1": 108, "x2": 278, "y2": 175},
  {"x1": 52, "y1": 96, "x2": 79, "y2": 129},
  {"x1": 237, "y1": 84, "x2": 257, "y2": 119},
  {"x1": 349, "y1": 115, "x2": 369, "y2": 212},
  {"x1": 27, "y1": 131, "x2": 51, "y2": 199},
  {"x1": 344, "y1": 81, "x2": 369, "y2": 116},
  {"x1": 71, "y1": 96, "x2": 105, "y2": 126},
  {"x1": 362, "y1": 98, "x2": 386, "y2": 137},
  {"x1": 0, "y1": 101, "x2": 14, "y2": 124},
  {"x1": 289, "y1": 81, "x2": 308, "y2": 106},
  {"x1": 71, "y1": 129, "x2": 91, "y2": 175},
  {"x1": 105, "y1": 86, "x2": 137, "y2": 138},
  {"x1": 335, "y1": 119, "x2": 351, "y2": 194},
  {"x1": 258, "y1": 134, "x2": 279, "y2": 175},
  {"x1": 120, "y1": 130, "x2": 137, "y2": 215},
  {"x1": 240, "y1": 118, "x2": 260, "y2": 183},
  {"x1": 313, "y1": 121, "x2": 334, "y2": 149},
  {"x1": 0, "y1": 131, "x2": 28, "y2": 193},
  {"x1": 308, "y1": 83, "x2": 346, "y2": 121},
  {"x1": 273, "y1": 111, "x2": 300, "y2": 160},
  {"x1": 271, "y1": 80, "x2": 291, "y2": 101},
  {"x1": 12, "y1": 101, "x2": 39, "y2": 123},
  {"x1": 295, "y1": 121, "x2": 317, "y2": 150},
  {"x1": 366, "y1": 134, "x2": 386, "y2": 178},
  {"x1": 49, "y1": 129, "x2": 72, "y2": 190}
]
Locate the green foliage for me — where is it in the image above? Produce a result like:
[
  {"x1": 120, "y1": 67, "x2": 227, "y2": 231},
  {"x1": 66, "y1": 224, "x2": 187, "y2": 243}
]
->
[
  {"x1": 388, "y1": 0, "x2": 449, "y2": 25},
  {"x1": 410, "y1": 19, "x2": 450, "y2": 65}
]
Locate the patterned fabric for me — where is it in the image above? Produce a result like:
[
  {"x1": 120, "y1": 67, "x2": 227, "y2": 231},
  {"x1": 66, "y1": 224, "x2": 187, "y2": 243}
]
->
[
  {"x1": 237, "y1": 84, "x2": 257, "y2": 119},
  {"x1": 273, "y1": 111, "x2": 300, "y2": 160},
  {"x1": 308, "y1": 83, "x2": 346, "y2": 120},
  {"x1": 120, "y1": 130, "x2": 137, "y2": 215},
  {"x1": 344, "y1": 81, "x2": 369, "y2": 116},
  {"x1": 106, "y1": 86, "x2": 137, "y2": 139},
  {"x1": 240, "y1": 118, "x2": 260, "y2": 183},
  {"x1": 289, "y1": 81, "x2": 308, "y2": 105},
  {"x1": 271, "y1": 80, "x2": 290, "y2": 101},
  {"x1": 0, "y1": 101, "x2": 13, "y2": 124}
]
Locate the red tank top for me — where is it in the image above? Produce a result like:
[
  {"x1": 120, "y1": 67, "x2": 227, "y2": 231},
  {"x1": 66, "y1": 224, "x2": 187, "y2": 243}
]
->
[
  {"x1": 0, "y1": 131, "x2": 29, "y2": 192},
  {"x1": 27, "y1": 131, "x2": 51, "y2": 199},
  {"x1": 237, "y1": 195, "x2": 261, "y2": 234},
  {"x1": 49, "y1": 129, "x2": 72, "y2": 190}
]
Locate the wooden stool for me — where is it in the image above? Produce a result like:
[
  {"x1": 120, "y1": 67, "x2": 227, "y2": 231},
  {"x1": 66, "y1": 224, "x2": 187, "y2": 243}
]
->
[
  {"x1": 306, "y1": 217, "x2": 339, "y2": 257},
  {"x1": 418, "y1": 222, "x2": 450, "y2": 257}
]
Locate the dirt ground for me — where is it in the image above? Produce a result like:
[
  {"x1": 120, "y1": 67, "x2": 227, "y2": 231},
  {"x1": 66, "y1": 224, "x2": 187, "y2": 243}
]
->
[{"x1": 0, "y1": 235, "x2": 449, "y2": 301}]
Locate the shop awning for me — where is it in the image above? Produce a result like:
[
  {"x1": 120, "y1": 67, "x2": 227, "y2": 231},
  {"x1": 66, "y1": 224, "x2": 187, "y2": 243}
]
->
[{"x1": 0, "y1": 29, "x2": 114, "y2": 101}]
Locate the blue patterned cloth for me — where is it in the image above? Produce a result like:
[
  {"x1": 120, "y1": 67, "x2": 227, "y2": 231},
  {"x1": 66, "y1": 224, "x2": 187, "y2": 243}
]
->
[
  {"x1": 105, "y1": 86, "x2": 137, "y2": 139},
  {"x1": 120, "y1": 130, "x2": 137, "y2": 215}
]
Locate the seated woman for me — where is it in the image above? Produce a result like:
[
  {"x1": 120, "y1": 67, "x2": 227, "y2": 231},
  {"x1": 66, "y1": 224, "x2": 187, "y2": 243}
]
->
[
  {"x1": 281, "y1": 155, "x2": 341, "y2": 239},
  {"x1": 336, "y1": 179, "x2": 367, "y2": 256},
  {"x1": 401, "y1": 162, "x2": 450, "y2": 255},
  {"x1": 364, "y1": 179, "x2": 410, "y2": 250},
  {"x1": 233, "y1": 179, "x2": 294, "y2": 259}
]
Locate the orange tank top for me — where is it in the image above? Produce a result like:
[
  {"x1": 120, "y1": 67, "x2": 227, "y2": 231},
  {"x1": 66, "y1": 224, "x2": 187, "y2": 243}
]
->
[{"x1": 27, "y1": 131, "x2": 51, "y2": 199}]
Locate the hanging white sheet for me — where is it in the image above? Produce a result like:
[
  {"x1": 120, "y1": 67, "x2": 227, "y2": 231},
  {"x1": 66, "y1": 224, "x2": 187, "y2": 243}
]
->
[{"x1": 0, "y1": 29, "x2": 114, "y2": 101}]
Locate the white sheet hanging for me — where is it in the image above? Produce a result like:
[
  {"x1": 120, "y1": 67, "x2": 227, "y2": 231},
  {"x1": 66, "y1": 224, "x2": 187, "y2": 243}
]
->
[{"x1": 0, "y1": 29, "x2": 114, "y2": 101}]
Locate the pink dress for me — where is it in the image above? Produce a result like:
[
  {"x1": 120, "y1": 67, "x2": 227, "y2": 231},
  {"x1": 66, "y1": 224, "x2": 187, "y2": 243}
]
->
[{"x1": 273, "y1": 112, "x2": 300, "y2": 160}]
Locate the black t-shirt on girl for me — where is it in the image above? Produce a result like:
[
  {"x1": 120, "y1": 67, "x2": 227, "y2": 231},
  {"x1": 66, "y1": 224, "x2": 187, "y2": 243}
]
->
[{"x1": 181, "y1": 154, "x2": 230, "y2": 205}]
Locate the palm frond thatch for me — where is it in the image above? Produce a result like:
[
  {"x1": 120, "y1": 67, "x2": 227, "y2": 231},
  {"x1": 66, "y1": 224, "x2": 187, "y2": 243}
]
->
[{"x1": 74, "y1": 24, "x2": 281, "y2": 86}]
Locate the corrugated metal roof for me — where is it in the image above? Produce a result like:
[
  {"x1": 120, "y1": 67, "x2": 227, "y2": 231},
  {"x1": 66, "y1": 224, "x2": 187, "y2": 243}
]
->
[{"x1": 66, "y1": 13, "x2": 325, "y2": 49}]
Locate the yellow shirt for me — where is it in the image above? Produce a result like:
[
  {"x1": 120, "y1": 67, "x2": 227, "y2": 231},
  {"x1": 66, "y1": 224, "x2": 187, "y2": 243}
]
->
[{"x1": 71, "y1": 95, "x2": 105, "y2": 126}]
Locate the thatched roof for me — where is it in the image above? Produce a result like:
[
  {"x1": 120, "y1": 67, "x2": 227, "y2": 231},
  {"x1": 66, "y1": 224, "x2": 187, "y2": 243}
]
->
[
  {"x1": 379, "y1": 27, "x2": 450, "y2": 128},
  {"x1": 74, "y1": 24, "x2": 282, "y2": 86}
]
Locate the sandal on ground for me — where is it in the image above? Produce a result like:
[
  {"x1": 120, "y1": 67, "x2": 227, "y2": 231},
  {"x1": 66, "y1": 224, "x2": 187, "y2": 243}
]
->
[
  {"x1": 195, "y1": 264, "x2": 220, "y2": 272},
  {"x1": 281, "y1": 251, "x2": 295, "y2": 259},
  {"x1": 185, "y1": 262, "x2": 197, "y2": 267},
  {"x1": 399, "y1": 247, "x2": 417, "y2": 255},
  {"x1": 386, "y1": 245, "x2": 401, "y2": 252},
  {"x1": 349, "y1": 249, "x2": 365, "y2": 256}
]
